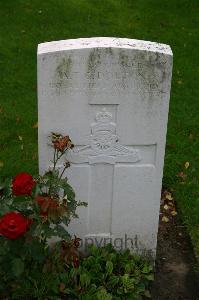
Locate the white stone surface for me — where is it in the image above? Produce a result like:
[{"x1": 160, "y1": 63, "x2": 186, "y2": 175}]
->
[{"x1": 37, "y1": 37, "x2": 173, "y2": 258}]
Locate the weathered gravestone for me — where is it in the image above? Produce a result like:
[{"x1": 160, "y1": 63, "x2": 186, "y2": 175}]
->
[{"x1": 37, "y1": 37, "x2": 173, "y2": 258}]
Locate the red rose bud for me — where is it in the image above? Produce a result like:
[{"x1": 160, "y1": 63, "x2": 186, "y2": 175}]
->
[
  {"x1": 12, "y1": 173, "x2": 35, "y2": 196},
  {"x1": 0, "y1": 212, "x2": 31, "y2": 239}
]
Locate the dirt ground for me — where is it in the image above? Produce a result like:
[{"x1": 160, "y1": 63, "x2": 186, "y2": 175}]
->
[{"x1": 151, "y1": 198, "x2": 199, "y2": 300}]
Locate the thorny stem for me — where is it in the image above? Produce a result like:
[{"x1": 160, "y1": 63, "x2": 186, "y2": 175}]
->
[
  {"x1": 49, "y1": 149, "x2": 58, "y2": 195},
  {"x1": 49, "y1": 147, "x2": 70, "y2": 195},
  {"x1": 53, "y1": 150, "x2": 66, "y2": 172},
  {"x1": 59, "y1": 163, "x2": 68, "y2": 180},
  {"x1": 53, "y1": 149, "x2": 57, "y2": 169}
]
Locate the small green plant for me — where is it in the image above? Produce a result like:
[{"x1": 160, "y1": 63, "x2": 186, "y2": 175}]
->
[{"x1": 60, "y1": 244, "x2": 154, "y2": 300}]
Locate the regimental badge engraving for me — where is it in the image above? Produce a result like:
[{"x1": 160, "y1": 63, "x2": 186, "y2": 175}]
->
[{"x1": 68, "y1": 108, "x2": 141, "y2": 165}]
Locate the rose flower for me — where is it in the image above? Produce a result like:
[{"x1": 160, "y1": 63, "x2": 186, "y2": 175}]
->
[
  {"x1": 0, "y1": 212, "x2": 31, "y2": 239},
  {"x1": 51, "y1": 133, "x2": 74, "y2": 152},
  {"x1": 12, "y1": 173, "x2": 35, "y2": 196}
]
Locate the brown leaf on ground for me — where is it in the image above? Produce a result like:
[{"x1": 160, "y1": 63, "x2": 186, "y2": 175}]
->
[
  {"x1": 189, "y1": 132, "x2": 193, "y2": 140},
  {"x1": 162, "y1": 216, "x2": 169, "y2": 223},
  {"x1": 163, "y1": 204, "x2": 169, "y2": 210},
  {"x1": 171, "y1": 211, "x2": 178, "y2": 216},
  {"x1": 165, "y1": 192, "x2": 173, "y2": 201},
  {"x1": 160, "y1": 189, "x2": 178, "y2": 222},
  {"x1": 32, "y1": 122, "x2": 38, "y2": 128},
  {"x1": 184, "y1": 161, "x2": 190, "y2": 169},
  {"x1": 177, "y1": 80, "x2": 183, "y2": 85},
  {"x1": 32, "y1": 153, "x2": 37, "y2": 160}
]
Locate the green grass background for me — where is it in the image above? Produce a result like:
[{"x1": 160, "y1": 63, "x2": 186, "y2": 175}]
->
[{"x1": 0, "y1": 0, "x2": 198, "y2": 257}]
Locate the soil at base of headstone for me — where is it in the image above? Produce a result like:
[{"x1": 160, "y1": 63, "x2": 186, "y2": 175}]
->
[{"x1": 151, "y1": 202, "x2": 199, "y2": 299}]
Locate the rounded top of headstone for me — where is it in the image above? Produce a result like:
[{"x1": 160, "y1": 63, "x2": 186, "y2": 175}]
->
[{"x1": 38, "y1": 37, "x2": 172, "y2": 56}]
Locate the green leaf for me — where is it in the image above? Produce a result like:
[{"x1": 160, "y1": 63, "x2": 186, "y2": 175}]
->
[
  {"x1": 142, "y1": 264, "x2": 150, "y2": 274},
  {"x1": 117, "y1": 287, "x2": 124, "y2": 295},
  {"x1": 106, "y1": 261, "x2": 113, "y2": 275},
  {"x1": 107, "y1": 275, "x2": 119, "y2": 288},
  {"x1": 121, "y1": 274, "x2": 134, "y2": 290},
  {"x1": 12, "y1": 258, "x2": 24, "y2": 277},
  {"x1": 63, "y1": 288, "x2": 72, "y2": 294},
  {"x1": 96, "y1": 287, "x2": 112, "y2": 300},
  {"x1": 28, "y1": 239, "x2": 45, "y2": 263},
  {"x1": 107, "y1": 252, "x2": 117, "y2": 262},
  {"x1": 125, "y1": 263, "x2": 132, "y2": 273},
  {"x1": 80, "y1": 273, "x2": 91, "y2": 287},
  {"x1": 145, "y1": 273, "x2": 154, "y2": 281},
  {"x1": 137, "y1": 282, "x2": 146, "y2": 292},
  {"x1": 90, "y1": 245, "x2": 100, "y2": 256},
  {"x1": 55, "y1": 224, "x2": 71, "y2": 240},
  {"x1": 84, "y1": 255, "x2": 95, "y2": 266}
]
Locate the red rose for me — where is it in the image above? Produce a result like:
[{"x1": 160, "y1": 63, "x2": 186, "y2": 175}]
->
[
  {"x1": 12, "y1": 173, "x2": 35, "y2": 196},
  {"x1": 0, "y1": 212, "x2": 31, "y2": 239}
]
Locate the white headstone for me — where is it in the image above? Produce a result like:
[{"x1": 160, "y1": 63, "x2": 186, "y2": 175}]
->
[{"x1": 37, "y1": 37, "x2": 173, "y2": 258}]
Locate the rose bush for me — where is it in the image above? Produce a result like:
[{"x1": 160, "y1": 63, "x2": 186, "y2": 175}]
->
[{"x1": 0, "y1": 133, "x2": 87, "y2": 298}]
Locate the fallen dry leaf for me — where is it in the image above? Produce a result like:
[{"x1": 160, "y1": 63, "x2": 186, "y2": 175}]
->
[
  {"x1": 171, "y1": 210, "x2": 178, "y2": 216},
  {"x1": 163, "y1": 204, "x2": 169, "y2": 210},
  {"x1": 189, "y1": 132, "x2": 193, "y2": 140},
  {"x1": 184, "y1": 161, "x2": 190, "y2": 169},
  {"x1": 177, "y1": 80, "x2": 183, "y2": 85},
  {"x1": 165, "y1": 192, "x2": 173, "y2": 201},
  {"x1": 162, "y1": 216, "x2": 169, "y2": 223},
  {"x1": 32, "y1": 122, "x2": 38, "y2": 129},
  {"x1": 32, "y1": 153, "x2": 37, "y2": 160}
]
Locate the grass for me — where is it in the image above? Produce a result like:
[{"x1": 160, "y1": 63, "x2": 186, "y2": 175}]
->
[{"x1": 0, "y1": 0, "x2": 198, "y2": 257}]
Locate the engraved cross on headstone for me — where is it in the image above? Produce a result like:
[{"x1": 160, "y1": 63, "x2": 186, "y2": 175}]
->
[{"x1": 67, "y1": 107, "x2": 141, "y2": 237}]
